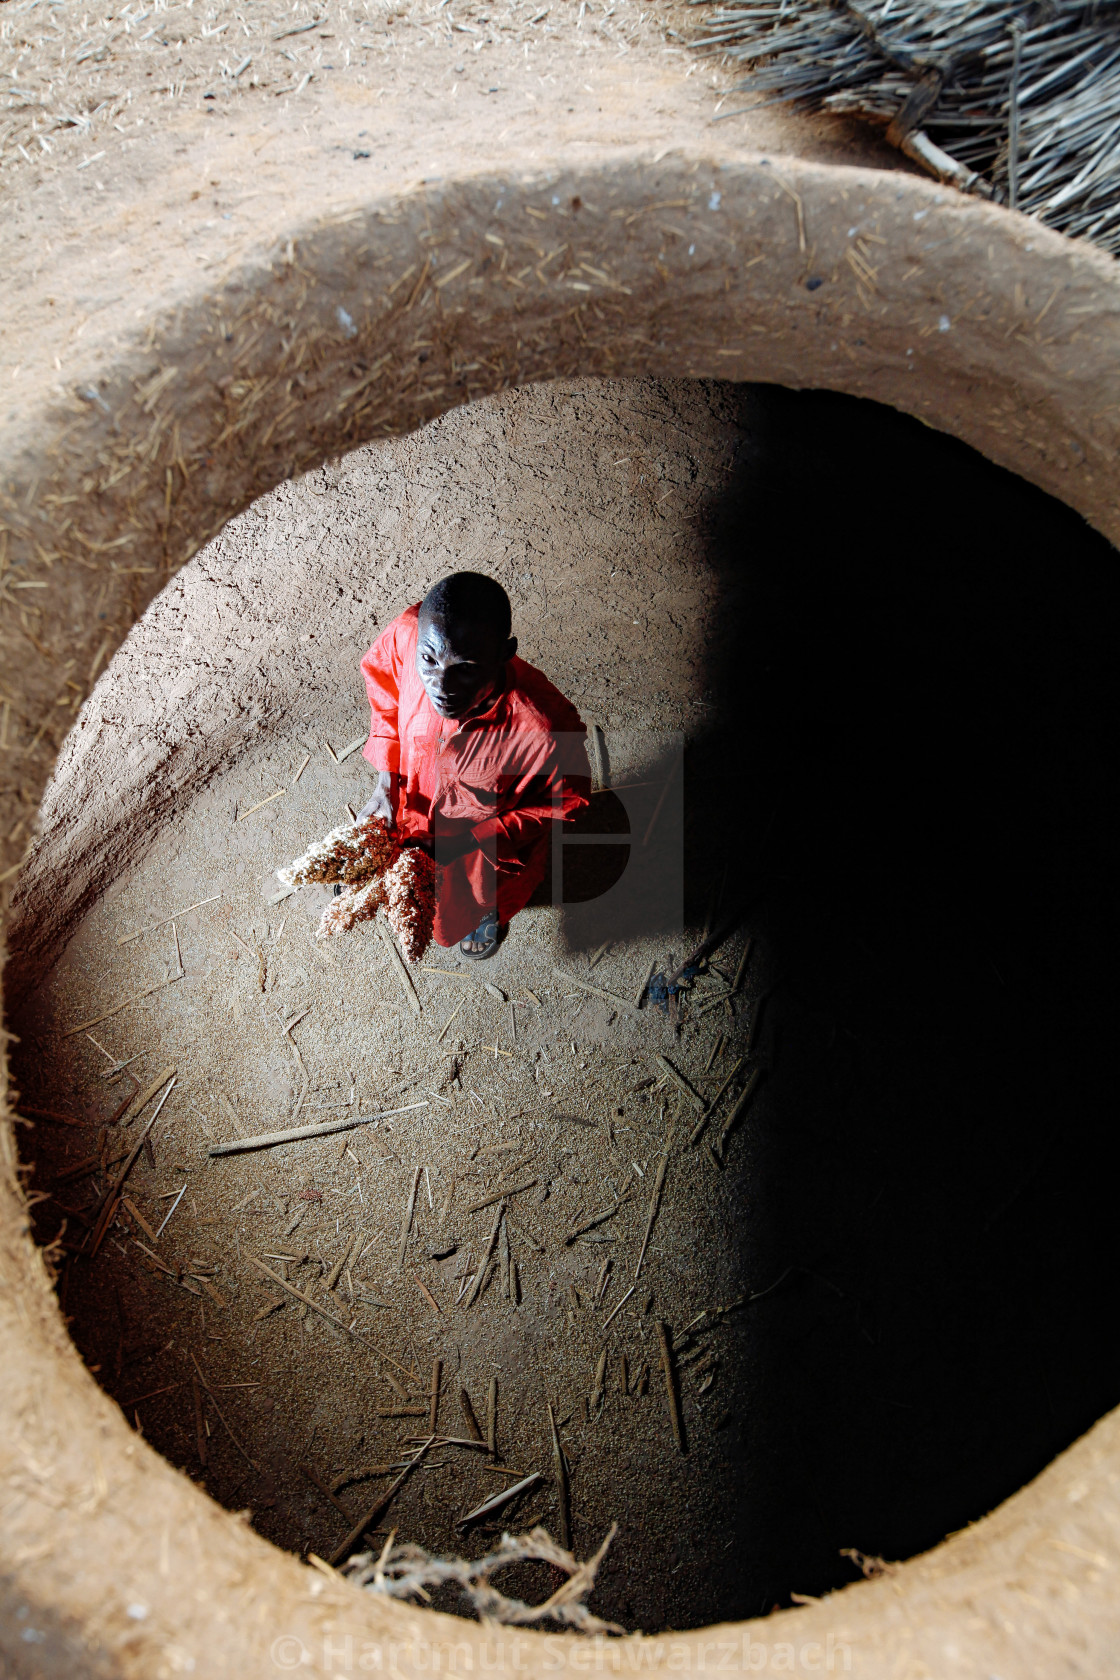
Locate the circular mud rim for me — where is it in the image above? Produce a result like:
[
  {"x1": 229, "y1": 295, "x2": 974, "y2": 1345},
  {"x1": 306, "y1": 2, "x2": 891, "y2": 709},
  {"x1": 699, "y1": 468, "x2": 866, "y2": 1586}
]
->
[{"x1": 1, "y1": 153, "x2": 1119, "y2": 1677}]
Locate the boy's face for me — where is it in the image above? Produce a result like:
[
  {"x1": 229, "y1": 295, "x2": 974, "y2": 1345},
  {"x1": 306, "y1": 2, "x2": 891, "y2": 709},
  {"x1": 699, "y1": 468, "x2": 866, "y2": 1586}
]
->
[{"x1": 416, "y1": 610, "x2": 515, "y2": 721}]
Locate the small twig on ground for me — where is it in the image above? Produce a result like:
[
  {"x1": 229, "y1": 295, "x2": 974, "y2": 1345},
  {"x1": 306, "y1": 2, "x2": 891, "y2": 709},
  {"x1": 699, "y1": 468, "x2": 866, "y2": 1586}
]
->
[
  {"x1": 414, "y1": 1274, "x2": 441, "y2": 1314},
  {"x1": 458, "y1": 1472, "x2": 542, "y2": 1529},
  {"x1": 190, "y1": 1354, "x2": 258, "y2": 1469},
  {"x1": 548, "y1": 1401, "x2": 572, "y2": 1549},
  {"x1": 459, "y1": 1386, "x2": 484, "y2": 1442},
  {"x1": 565, "y1": 1202, "x2": 620, "y2": 1245},
  {"x1": 634, "y1": 1115, "x2": 674, "y2": 1279},
  {"x1": 655, "y1": 1321, "x2": 686, "y2": 1454},
  {"x1": 237, "y1": 789, "x2": 286, "y2": 820},
  {"x1": 378, "y1": 918, "x2": 422, "y2": 1018},
  {"x1": 715, "y1": 1067, "x2": 764, "y2": 1154},
  {"x1": 553, "y1": 968, "x2": 639, "y2": 1015},
  {"x1": 600, "y1": 1283, "x2": 636, "y2": 1332},
  {"x1": 208, "y1": 1102, "x2": 428, "y2": 1156},
  {"x1": 61, "y1": 974, "x2": 184, "y2": 1034},
  {"x1": 191, "y1": 1375, "x2": 207, "y2": 1468},
  {"x1": 154, "y1": 1182, "x2": 187, "y2": 1249},
  {"x1": 590, "y1": 1349, "x2": 607, "y2": 1415},
  {"x1": 329, "y1": 1436, "x2": 435, "y2": 1567},
  {"x1": 117, "y1": 895, "x2": 221, "y2": 946},
  {"x1": 689, "y1": 1057, "x2": 744, "y2": 1147},
  {"x1": 118, "y1": 1065, "x2": 177, "y2": 1128},
  {"x1": 655, "y1": 1055, "x2": 705, "y2": 1115},
  {"x1": 87, "y1": 1078, "x2": 176, "y2": 1256},
  {"x1": 429, "y1": 1358, "x2": 442, "y2": 1436},
  {"x1": 398, "y1": 1167, "x2": 422, "y2": 1268},
  {"x1": 634, "y1": 957, "x2": 656, "y2": 1009},
  {"x1": 462, "y1": 1201, "x2": 505, "y2": 1308},
  {"x1": 462, "y1": 1181, "x2": 535, "y2": 1217},
  {"x1": 302, "y1": 1462, "x2": 360, "y2": 1524},
  {"x1": 487, "y1": 1376, "x2": 498, "y2": 1457}
]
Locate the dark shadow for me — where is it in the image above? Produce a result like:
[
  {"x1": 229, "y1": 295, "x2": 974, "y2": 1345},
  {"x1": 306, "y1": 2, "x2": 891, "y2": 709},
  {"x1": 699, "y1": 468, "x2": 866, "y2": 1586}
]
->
[
  {"x1": 532, "y1": 767, "x2": 687, "y2": 954},
  {"x1": 687, "y1": 383, "x2": 1120, "y2": 1615}
]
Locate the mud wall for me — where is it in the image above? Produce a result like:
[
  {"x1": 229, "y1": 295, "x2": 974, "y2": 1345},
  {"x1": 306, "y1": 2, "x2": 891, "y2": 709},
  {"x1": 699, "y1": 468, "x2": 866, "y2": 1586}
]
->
[{"x1": 2, "y1": 145, "x2": 1120, "y2": 1678}]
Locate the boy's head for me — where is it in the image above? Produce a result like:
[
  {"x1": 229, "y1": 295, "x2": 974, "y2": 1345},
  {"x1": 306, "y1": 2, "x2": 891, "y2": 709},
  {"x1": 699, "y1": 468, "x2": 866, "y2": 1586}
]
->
[{"x1": 416, "y1": 572, "x2": 517, "y2": 721}]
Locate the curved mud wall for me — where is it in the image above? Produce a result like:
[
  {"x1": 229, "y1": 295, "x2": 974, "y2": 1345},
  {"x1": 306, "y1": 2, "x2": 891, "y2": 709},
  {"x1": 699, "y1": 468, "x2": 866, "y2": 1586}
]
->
[{"x1": 3, "y1": 152, "x2": 1120, "y2": 1676}]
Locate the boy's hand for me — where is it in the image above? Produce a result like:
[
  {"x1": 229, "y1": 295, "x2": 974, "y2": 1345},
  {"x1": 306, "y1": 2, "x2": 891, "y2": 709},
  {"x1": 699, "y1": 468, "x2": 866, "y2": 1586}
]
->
[{"x1": 357, "y1": 770, "x2": 395, "y2": 828}]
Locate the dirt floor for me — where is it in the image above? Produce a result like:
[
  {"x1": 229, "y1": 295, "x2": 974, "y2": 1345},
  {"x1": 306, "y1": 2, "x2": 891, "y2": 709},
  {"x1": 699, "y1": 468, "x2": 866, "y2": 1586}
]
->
[{"x1": 12, "y1": 377, "x2": 1120, "y2": 1635}]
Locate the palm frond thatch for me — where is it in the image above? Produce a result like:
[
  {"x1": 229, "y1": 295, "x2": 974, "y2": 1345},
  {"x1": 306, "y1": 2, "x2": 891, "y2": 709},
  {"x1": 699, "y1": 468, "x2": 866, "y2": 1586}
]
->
[{"x1": 692, "y1": 0, "x2": 1120, "y2": 255}]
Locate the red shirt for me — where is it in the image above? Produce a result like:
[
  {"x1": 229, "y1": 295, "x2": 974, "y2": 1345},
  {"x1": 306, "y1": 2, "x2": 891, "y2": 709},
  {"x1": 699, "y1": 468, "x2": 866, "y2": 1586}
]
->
[{"x1": 361, "y1": 604, "x2": 590, "y2": 945}]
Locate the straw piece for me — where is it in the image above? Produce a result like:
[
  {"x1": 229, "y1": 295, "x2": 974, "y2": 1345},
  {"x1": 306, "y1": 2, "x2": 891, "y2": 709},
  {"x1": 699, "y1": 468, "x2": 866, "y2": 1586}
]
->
[
  {"x1": 117, "y1": 895, "x2": 220, "y2": 946},
  {"x1": 689, "y1": 1057, "x2": 744, "y2": 1147},
  {"x1": 398, "y1": 1167, "x2": 422, "y2": 1268},
  {"x1": 716, "y1": 1067, "x2": 764, "y2": 1150},
  {"x1": 378, "y1": 919, "x2": 421, "y2": 1017},
  {"x1": 60, "y1": 973, "x2": 184, "y2": 1038},
  {"x1": 600, "y1": 1282, "x2": 636, "y2": 1332},
  {"x1": 301, "y1": 1462, "x2": 358, "y2": 1523},
  {"x1": 238, "y1": 789, "x2": 286, "y2": 820},
  {"x1": 457, "y1": 1471, "x2": 542, "y2": 1528},
  {"x1": 634, "y1": 1122, "x2": 673, "y2": 1279},
  {"x1": 120, "y1": 1195, "x2": 158, "y2": 1245},
  {"x1": 246, "y1": 1259, "x2": 415, "y2": 1381},
  {"x1": 414, "y1": 1274, "x2": 441, "y2": 1314},
  {"x1": 117, "y1": 1065, "x2": 176, "y2": 1129},
  {"x1": 87, "y1": 1078, "x2": 176, "y2": 1256},
  {"x1": 462, "y1": 1181, "x2": 535, "y2": 1217},
  {"x1": 191, "y1": 1375, "x2": 207, "y2": 1468},
  {"x1": 327, "y1": 1229, "x2": 363, "y2": 1291},
  {"x1": 655, "y1": 1321, "x2": 686, "y2": 1454},
  {"x1": 336, "y1": 733, "x2": 367, "y2": 763},
  {"x1": 548, "y1": 1401, "x2": 571, "y2": 1550},
  {"x1": 462, "y1": 1201, "x2": 505, "y2": 1309},
  {"x1": 553, "y1": 968, "x2": 639, "y2": 1015},
  {"x1": 190, "y1": 1354, "x2": 257, "y2": 1468},
  {"x1": 634, "y1": 958, "x2": 656, "y2": 1009},
  {"x1": 429, "y1": 1358, "x2": 442, "y2": 1435},
  {"x1": 487, "y1": 1376, "x2": 498, "y2": 1457},
  {"x1": 587, "y1": 721, "x2": 608, "y2": 791},
  {"x1": 590, "y1": 1349, "x2": 607, "y2": 1414},
  {"x1": 656, "y1": 1055, "x2": 706, "y2": 1115},
  {"x1": 459, "y1": 1387, "x2": 483, "y2": 1442},
  {"x1": 208, "y1": 1102, "x2": 427, "y2": 1156},
  {"x1": 329, "y1": 1437, "x2": 434, "y2": 1566}
]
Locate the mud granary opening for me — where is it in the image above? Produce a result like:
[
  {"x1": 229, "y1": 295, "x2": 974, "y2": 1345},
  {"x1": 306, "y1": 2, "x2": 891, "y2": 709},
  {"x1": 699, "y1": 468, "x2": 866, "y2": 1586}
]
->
[
  {"x1": 9, "y1": 371, "x2": 1120, "y2": 1643},
  {"x1": 4, "y1": 23, "x2": 1120, "y2": 1665}
]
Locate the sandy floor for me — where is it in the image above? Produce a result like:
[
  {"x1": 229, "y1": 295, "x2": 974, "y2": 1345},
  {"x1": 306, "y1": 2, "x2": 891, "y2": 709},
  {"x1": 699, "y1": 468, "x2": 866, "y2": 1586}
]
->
[
  {"x1": 20, "y1": 727, "x2": 756, "y2": 1633},
  {"x1": 14, "y1": 376, "x2": 1120, "y2": 1635},
  {"x1": 15, "y1": 379, "x2": 767, "y2": 1635}
]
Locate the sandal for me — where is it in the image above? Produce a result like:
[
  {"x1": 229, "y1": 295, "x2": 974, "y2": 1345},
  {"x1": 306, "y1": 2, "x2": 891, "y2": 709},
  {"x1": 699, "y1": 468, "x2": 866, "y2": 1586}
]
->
[{"x1": 460, "y1": 912, "x2": 503, "y2": 961}]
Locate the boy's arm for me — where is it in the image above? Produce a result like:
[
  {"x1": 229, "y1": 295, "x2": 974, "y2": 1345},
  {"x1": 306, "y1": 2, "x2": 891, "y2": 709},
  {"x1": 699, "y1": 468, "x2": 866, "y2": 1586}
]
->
[
  {"x1": 358, "y1": 615, "x2": 409, "y2": 826},
  {"x1": 470, "y1": 730, "x2": 591, "y2": 854}
]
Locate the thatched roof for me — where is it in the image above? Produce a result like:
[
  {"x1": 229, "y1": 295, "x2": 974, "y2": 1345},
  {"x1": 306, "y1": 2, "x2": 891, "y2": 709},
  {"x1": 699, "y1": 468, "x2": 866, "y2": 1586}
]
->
[{"x1": 694, "y1": 0, "x2": 1120, "y2": 254}]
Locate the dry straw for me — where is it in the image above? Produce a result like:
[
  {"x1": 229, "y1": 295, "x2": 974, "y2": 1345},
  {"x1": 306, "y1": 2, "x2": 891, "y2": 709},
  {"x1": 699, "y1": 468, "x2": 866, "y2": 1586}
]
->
[
  {"x1": 345, "y1": 1523, "x2": 623, "y2": 1634},
  {"x1": 693, "y1": 0, "x2": 1120, "y2": 253}
]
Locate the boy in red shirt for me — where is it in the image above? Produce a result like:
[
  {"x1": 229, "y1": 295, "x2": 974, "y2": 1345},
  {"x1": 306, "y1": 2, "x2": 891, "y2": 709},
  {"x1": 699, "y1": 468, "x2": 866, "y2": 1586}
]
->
[{"x1": 357, "y1": 572, "x2": 590, "y2": 959}]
